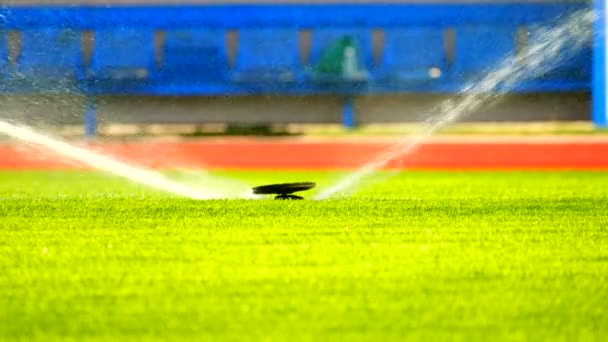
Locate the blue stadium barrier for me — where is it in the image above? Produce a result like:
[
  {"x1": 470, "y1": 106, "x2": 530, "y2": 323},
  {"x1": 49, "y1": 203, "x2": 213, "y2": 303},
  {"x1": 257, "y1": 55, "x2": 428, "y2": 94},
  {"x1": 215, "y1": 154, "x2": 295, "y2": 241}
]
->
[
  {"x1": 0, "y1": 30, "x2": 7, "y2": 79},
  {"x1": 17, "y1": 28, "x2": 82, "y2": 87},
  {"x1": 88, "y1": 28, "x2": 154, "y2": 81},
  {"x1": 0, "y1": 2, "x2": 592, "y2": 133},
  {"x1": 373, "y1": 27, "x2": 445, "y2": 84},
  {"x1": 452, "y1": 25, "x2": 517, "y2": 81},
  {"x1": 160, "y1": 29, "x2": 227, "y2": 84},
  {"x1": 233, "y1": 29, "x2": 301, "y2": 84}
]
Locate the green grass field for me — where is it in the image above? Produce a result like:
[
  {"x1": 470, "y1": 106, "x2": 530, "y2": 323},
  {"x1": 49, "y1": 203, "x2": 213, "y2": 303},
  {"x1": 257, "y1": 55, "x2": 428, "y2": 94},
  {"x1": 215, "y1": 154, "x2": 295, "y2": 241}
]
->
[{"x1": 1, "y1": 170, "x2": 607, "y2": 341}]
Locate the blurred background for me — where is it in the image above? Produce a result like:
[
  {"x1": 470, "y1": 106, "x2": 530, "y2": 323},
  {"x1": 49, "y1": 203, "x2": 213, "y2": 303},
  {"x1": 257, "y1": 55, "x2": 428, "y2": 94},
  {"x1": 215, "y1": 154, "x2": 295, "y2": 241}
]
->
[{"x1": 0, "y1": 0, "x2": 599, "y2": 138}]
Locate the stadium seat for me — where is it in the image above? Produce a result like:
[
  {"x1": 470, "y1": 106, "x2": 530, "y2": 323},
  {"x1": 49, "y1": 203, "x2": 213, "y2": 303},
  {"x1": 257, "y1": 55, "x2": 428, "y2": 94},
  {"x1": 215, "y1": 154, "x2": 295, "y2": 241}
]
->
[
  {"x1": 88, "y1": 28, "x2": 154, "y2": 80},
  {"x1": 309, "y1": 29, "x2": 372, "y2": 81},
  {"x1": 17, "y1": 28, "x2": 83, "y2": 81},
  {"x1": 0, "y1": 30, "x2": 8, "y2": 79},
  {"x1": 452, "y1": 25, "x2": 517, "y2": 79},
  {"x1": 160, "y1": 29, "x2": 228, "y2": 82},
  {"x1": 374, "y1": 27, "x2": 445, "y2": 82},
  {"x1": 232, "y1": 29, "x2": 300, "y2": 83}
]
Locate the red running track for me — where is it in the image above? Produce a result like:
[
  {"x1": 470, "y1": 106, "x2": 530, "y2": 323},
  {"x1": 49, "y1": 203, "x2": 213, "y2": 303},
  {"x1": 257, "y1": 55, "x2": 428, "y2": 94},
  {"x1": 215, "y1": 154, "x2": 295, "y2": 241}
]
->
[{"x1": 1, "y1": 138, "x2": 608, "y2": 170}]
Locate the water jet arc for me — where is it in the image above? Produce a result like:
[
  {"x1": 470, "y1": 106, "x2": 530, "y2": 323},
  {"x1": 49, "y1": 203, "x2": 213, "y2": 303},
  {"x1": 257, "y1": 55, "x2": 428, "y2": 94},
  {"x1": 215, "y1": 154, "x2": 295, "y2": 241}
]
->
[{"x1": 0, "y1": 120, "x2": 220, "y2": 200}]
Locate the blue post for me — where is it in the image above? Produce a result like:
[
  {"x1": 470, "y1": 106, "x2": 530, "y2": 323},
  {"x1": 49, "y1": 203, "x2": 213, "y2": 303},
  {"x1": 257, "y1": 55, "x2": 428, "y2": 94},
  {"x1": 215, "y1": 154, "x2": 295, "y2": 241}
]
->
[
  {"x1": 85, "y1": 96, "x2": 97, "y2": 137},
  {"x1": 342, "y1": 96, "x2": 355, "y2": 129},
  {"x1": 593, "y1": 0, "x2": 608, "y2": 127}
]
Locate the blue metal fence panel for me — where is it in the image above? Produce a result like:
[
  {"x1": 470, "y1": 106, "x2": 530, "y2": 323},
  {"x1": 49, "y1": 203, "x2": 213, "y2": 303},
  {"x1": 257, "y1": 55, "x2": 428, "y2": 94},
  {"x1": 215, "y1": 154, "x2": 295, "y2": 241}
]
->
[
  {"x1": 0, "y1": 30, "x2": 7, "y2": 79},
  {"x1": 88, "y1": 28, "x2": 154, "y2": 80},
  {"x1": 452, "y1": 25, "x2": 517, "y2": 79},
  {"x1": 159, "y1": 29, "x2": 227, "y2": 83},
  {"x1": 17, "y1": 28, "x2": 83, "y2": 81},
  {"x1": 374, "y1": 27, "x2": 445, "y2": 82},
  {"x1": 232, "y1": 29, "x2": 301, "y2": 83}
]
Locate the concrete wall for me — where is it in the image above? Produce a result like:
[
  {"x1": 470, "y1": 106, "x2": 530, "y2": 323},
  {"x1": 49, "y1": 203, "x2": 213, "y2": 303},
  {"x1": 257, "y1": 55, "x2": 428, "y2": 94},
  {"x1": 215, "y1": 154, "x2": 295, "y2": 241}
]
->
[{"x1": 0, "y1": 93, "x2": 591, "y2": 126}]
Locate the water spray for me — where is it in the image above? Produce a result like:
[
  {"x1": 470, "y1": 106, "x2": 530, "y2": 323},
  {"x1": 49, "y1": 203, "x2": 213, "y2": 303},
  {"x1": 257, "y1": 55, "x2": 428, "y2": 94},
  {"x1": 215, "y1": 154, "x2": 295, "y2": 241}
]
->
[
  {"x1": 0, "y1": 120, "x2": 228, "y2": 199},
  {"x1": 316, "y1": 9, "x2": 595, "y2": 200}
]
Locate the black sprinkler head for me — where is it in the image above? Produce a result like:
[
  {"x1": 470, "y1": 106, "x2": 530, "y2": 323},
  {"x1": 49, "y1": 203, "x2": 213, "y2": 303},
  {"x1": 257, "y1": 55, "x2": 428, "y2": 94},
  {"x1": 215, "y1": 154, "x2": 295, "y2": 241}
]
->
[{"x1": 252, "y1": 182, "x2": 316, "y2": 200}]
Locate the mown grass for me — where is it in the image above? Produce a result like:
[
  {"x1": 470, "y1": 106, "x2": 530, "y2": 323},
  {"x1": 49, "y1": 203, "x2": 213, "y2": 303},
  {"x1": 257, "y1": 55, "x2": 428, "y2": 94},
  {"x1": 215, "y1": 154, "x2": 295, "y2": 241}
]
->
[{"x1": 1, "y1": 170, "x2": 607, "y2": 341}]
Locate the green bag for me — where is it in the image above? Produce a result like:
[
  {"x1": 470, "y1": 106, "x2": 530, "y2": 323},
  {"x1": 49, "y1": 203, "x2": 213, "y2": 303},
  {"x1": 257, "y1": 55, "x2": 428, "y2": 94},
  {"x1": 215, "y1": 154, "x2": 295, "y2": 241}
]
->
[{"x1": 312, "y1": 36, "x2": 367, "y2": 80}]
